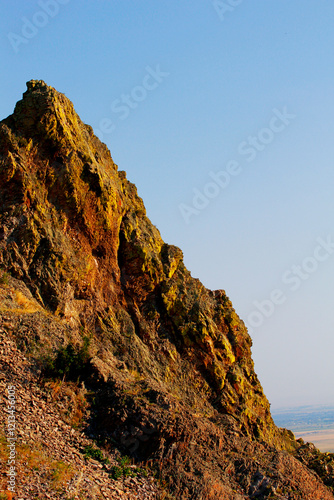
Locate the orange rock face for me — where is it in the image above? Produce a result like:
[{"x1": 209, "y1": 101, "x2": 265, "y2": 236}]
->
[{"x1": 0, "y1": 81, "x2": 333, "y2": 499}]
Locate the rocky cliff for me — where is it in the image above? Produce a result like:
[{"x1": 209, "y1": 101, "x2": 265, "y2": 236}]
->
[{"x1": 0, "y1": 80, "x2": 333, "y2": 499}]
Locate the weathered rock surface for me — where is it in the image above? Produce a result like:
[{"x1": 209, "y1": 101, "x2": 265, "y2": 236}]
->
[
  {"x1": 0, "y1": 80, "x2": 333, "y2": 499},
  {"x1": 0, "y1": 326, "x2": 160, "y2": 499}
]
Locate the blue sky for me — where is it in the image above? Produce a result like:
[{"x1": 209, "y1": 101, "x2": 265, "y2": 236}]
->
[{"x1": 1, "y1": 0, "x2": 334, "y2": 408}]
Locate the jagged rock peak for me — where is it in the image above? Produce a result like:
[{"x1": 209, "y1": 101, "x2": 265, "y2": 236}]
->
[
  {"x1": 14, "y1": 79, "x2": 70, "y2": 114},
  {"x1": 25, "y1": 79, "x2": 49, "y2": 91},
  {"x1": 21, "y1": 79, "x2": 69, "y2": 102},
  {"x1": 5, "y1": 79, "x2": 103, "y2": 162}
]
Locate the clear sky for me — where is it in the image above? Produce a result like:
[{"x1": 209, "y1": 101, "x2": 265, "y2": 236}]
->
[{"x1": 1, "y1": 0, "x2": 333, "y2": 409}]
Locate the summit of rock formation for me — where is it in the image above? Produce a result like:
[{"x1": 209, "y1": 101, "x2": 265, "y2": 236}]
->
[{"x1": 0, "y1": 80, "x2": 333, "y2": 499}]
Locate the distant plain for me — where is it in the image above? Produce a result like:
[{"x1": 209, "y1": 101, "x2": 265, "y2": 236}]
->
[
  {"x1": 272, "y1": 405, "x2": 334, "y2": 452},
  {"x1": 294, "y1": 429, "x2": 334, "y2": 453}
]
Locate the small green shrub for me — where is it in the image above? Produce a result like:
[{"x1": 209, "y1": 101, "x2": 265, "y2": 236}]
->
[
  {"x1": 109, "y1": 456, "x2": 147, "y2": 480},
  {"x1": 110, "y1": 465, "x2": 123, "y2": 480},
  {"x1": 122, "y1": 466, "x2": 132, "y2": 477},
  {"x1": 83, "y1": 444, "x2": 109, "y2": 464},
  {"x1": 44, "y1": 336, "x2": 91, "y2": 381},
  {"x1": 119, "y1": 455, "x2": 131, "y2": 467}
]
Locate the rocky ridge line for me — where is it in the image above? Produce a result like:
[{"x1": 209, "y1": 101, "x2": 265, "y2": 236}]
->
[{"x1": 0, "y1": 80, "x2": 333, "y2": 499}]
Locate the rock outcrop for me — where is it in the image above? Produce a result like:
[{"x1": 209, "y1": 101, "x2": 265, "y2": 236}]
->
[{"x1": 0, "y1": 80, "x2": 333, "y2": 499}]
